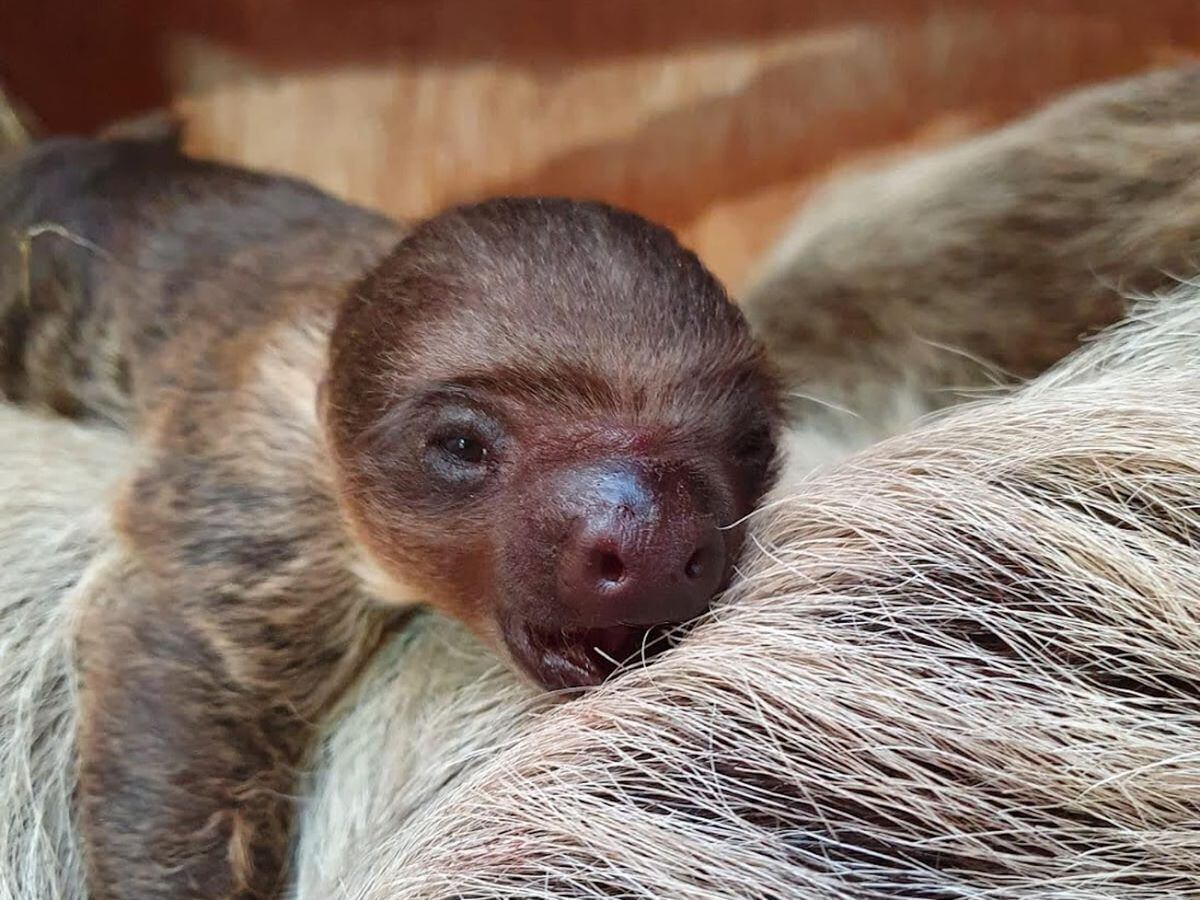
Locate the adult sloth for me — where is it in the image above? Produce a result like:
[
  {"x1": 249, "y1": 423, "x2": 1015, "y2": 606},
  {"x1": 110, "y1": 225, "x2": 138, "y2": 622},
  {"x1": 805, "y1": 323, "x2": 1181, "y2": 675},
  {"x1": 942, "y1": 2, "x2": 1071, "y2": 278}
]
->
[{"x1": 4, "y1": 66, "x2": 1200, "y2": 899}]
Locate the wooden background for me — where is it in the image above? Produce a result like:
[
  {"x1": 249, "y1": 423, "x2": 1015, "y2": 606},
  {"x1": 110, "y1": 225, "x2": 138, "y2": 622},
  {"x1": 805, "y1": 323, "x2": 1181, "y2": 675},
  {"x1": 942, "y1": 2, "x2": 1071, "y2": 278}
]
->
[{"x1": 4, "y1": 1, "x2": 1199, "y2": 291}]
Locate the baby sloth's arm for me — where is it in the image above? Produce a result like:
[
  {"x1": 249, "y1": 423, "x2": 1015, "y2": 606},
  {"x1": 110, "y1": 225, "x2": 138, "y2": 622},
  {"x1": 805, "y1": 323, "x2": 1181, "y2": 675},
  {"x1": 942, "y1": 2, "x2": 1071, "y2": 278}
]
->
[
  {"x1": 2, "y1": 134, "x2": 781, "y2": 898},
  {"x1": 2, "y1": 135, "x2": 403, "y2": 897},
  {"x1": 75, "y1": 560, "x2": 384, "y2": 898}
]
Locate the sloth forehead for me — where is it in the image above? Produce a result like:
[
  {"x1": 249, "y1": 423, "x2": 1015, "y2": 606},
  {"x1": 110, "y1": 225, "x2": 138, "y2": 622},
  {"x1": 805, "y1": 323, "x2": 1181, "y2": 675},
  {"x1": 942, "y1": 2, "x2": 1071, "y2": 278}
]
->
[
  {"x1": 390, "y1": 277, "x2": 759, "y2": 382},
  {"x1": 382, "y1": 307, "x2": 767, "y2": 413},
  {"x1": 373, "y1": 200, "x2": 747, "y2": 353},
  {"x1": 388, "y1": 271, "x2": 745, "y2": 361},
  {"x1": 339, "y1": 199, "x2": 771, "y2": 441}
]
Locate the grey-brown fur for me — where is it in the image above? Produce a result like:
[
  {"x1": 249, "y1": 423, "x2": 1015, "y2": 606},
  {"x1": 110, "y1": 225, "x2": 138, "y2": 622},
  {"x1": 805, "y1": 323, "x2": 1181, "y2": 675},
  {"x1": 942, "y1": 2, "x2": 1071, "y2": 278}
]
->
[
  {"x1": 0, "y1": 131, "x2": 400, "y2": 422},
  {"x1": 744, "y1": 65, "x2": 1200, "y2": 438}
]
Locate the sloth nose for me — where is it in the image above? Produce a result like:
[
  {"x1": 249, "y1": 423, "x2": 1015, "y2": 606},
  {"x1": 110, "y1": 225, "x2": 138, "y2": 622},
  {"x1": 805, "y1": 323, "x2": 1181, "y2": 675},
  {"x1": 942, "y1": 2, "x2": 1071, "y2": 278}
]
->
[{"x1": 555, "y1": 463, "x2": 725, "y2": 627}]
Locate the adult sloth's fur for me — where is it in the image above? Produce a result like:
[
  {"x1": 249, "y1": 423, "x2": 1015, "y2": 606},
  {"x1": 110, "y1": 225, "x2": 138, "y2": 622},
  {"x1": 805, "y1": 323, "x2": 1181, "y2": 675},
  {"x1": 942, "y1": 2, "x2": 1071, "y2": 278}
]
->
[
  {"x1": 5, "y1": 67, "x2": 1200, "y2": 899},
  {"x1": 0, "y1": 417, "x2": 129, "y2": 900},
  {"x1": 294, "y1": 295, "x2": 1200, "y2": 899},
  {"x1": 7, "y1": 296, "x2": 1199, "y2": 899}
]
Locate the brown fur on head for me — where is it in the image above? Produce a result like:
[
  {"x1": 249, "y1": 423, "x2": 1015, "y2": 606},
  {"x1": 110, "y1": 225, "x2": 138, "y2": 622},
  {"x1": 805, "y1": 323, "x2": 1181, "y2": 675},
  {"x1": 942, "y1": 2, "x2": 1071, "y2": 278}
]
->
[{"x1": 324, "y1": 198, "x2": 781, "y2": 689}]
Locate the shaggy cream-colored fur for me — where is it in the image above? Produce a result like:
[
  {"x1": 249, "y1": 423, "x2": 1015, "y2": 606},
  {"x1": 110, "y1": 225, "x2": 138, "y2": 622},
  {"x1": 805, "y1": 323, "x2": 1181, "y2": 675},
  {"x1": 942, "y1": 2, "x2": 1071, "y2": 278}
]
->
[
  {"x1": 15, "y1": 297, "x2": 1200, "y2": 897},
  {"x1": 293, "y1": 294, "x2": 1200, "y2": 898},
  {"x1": 0, "y1": 415, "x2": 130, "y2": 900},
  {"x1": 18, "y1": 294, "x2": 1199, "y2": 899}
]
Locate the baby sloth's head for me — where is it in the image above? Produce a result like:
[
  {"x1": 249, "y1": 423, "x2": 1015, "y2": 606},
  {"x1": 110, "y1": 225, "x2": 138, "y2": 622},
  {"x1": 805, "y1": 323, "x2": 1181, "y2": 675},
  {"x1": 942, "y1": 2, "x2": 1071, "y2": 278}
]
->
[{"x1": 325, "y1": 198, "x2": 780, "y2": 690}]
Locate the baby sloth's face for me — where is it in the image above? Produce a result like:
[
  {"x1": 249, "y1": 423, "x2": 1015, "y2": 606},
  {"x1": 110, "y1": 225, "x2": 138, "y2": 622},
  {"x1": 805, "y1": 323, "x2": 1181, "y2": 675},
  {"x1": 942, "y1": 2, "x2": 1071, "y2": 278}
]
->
[{"x1": 326, "y1": 197, "x2": 780, "y2": 690}]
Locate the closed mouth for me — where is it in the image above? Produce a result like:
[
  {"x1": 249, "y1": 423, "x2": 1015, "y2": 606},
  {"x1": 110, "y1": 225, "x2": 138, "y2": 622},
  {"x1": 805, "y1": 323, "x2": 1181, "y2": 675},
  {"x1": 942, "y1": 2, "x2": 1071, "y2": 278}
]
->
[{"x1": 501, "y1": 617, "x2": 677, "y2": 691}]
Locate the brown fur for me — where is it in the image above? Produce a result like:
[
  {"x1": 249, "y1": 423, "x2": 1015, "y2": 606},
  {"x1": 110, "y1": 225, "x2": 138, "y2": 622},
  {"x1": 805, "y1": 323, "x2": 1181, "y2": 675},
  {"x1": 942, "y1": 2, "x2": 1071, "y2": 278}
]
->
[
  {"x1": 0, "y1": 134, "x2": 405, "y2": 897},
  {"x1": 744, "y1": 66, "x2": 1200, "y2": 418},
  {"x1": 0, "y1": 135, "x2": 777, "y2": 897}
]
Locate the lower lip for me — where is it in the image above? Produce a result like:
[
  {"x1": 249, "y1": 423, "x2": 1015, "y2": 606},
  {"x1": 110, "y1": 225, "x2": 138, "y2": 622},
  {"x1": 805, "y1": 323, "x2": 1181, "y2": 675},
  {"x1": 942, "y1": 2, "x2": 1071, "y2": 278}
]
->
[{"x1": 504, "y1": 618, "x2": 680, "y2": 691}]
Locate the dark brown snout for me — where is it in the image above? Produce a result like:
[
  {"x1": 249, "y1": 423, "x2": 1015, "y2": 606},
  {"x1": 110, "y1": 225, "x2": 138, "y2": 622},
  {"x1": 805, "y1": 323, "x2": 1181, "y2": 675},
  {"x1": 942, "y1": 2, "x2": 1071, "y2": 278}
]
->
[
  {"x1": 555, "y1": 462, "x2": 724, "y2": 627},
  {"x1": 500, "y1": 459, "x2": 732, "y2": 691}
]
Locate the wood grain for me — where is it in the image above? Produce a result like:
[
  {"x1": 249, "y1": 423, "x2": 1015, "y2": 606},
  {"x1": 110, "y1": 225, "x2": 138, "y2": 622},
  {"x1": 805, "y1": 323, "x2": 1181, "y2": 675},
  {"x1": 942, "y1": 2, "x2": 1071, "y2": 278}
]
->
[{"x1": 4, "y1": 2, "x2": 1199, "y2": 289}]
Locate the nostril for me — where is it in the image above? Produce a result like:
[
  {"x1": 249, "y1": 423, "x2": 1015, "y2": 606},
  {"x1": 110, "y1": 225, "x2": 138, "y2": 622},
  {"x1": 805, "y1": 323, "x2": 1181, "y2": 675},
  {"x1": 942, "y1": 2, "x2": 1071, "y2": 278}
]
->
[
  {"x1": 685, "y1": 547, "x2": 710, "y2": 581},
  {"x1": 591, "y1": 548, "x2": 625, "y2": 585}
]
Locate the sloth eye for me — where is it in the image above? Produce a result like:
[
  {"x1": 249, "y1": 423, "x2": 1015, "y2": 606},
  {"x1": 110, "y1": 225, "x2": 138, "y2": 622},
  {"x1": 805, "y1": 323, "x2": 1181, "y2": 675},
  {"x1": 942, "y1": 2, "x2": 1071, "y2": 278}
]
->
[
  {"x1": 420, "y1": 403, "x2": 503, "y2": 489},
  {"x1": 438, "y1": 434, "x2": 488, "y2": 464}
]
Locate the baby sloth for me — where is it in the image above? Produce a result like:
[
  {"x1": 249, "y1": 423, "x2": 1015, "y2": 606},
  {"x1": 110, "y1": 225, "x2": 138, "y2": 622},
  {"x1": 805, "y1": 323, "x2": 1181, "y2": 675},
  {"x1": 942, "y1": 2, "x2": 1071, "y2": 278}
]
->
[
  {"x1": 326, "y1": 209, "x2": 779, "y2": 689},
  {"x1": 0, "y1": 132, "x2": 780, "y2": 898}
]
